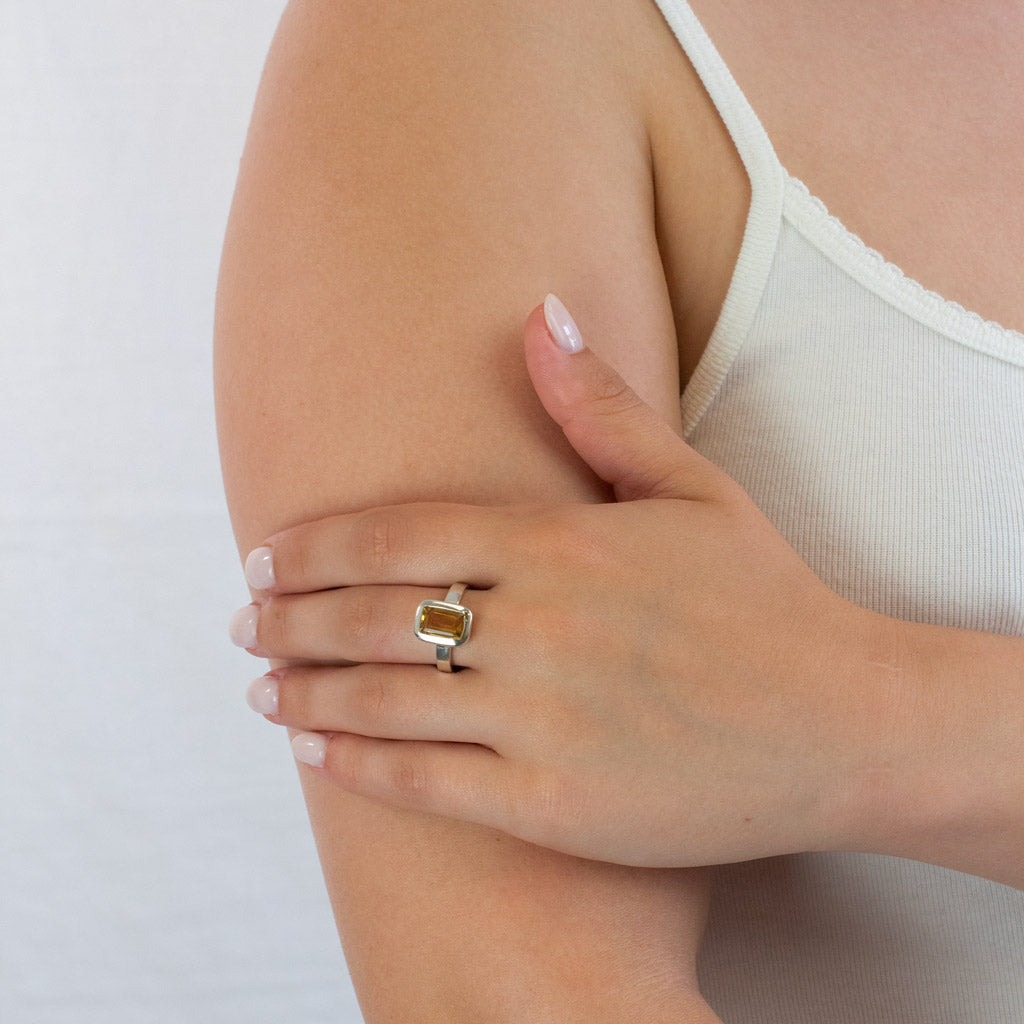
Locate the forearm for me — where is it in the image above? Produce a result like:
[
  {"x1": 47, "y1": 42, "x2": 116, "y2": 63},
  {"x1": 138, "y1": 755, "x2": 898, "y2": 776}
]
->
[{"x1": 840, "y1": 609, "x2": 1024, "y2": 888}]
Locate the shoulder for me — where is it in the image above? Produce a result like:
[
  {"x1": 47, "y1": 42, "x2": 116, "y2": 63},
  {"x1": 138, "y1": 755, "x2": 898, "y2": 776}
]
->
[
  {"x1": 260, "y1": 0, "x2": 657, "y2": 138},
  {"x1": 218, "y1": 0, "x2": 692, "y2": 503},
  {"x1": 262, "y1": 0, "x2": 744, "y2": 378}
]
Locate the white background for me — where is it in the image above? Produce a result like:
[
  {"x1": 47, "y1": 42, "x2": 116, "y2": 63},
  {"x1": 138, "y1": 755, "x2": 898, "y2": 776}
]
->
[{"x1": 1, "y1": 3, "x2": 364, "y2": 1020}]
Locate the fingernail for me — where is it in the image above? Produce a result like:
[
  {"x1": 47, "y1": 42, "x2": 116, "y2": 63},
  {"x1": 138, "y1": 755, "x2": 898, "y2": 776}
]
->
[
  {"x1": 246, "y1": 675, "x2": 279, "y2": 715},
  {"x1": 228, "y1": 603, "x2": 259, "y2": 649},
  {"x1": 543, "y1": 293, "x2": 584, "y2": 354},
  {"x1": 245, "y1": 546, "x2": 275, "y2": 590},
  {"x1": 292, "y1": 732, "x2": 327, "y2": 768}
]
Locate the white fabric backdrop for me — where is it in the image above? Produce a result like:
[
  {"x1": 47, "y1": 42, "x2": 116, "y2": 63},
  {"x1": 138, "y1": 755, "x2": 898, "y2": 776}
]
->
[{"x1": 1, "y1": 3, "x2": 364, "y2": 1020}]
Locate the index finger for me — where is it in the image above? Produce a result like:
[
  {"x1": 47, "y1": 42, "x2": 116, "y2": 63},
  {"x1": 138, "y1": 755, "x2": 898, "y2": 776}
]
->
[{"x1": 244, "y1": 502, "x2": 514, "y2": 594}]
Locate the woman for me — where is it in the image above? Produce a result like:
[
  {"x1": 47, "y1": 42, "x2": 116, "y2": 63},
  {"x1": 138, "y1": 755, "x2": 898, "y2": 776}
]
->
[{"x1": 216, "y1": 0, "x2": 1024, "y2": 1019}]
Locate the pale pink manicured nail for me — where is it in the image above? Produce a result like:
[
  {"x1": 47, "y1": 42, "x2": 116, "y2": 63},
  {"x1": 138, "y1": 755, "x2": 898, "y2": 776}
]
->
[
  {"x1": 246, "y1": 675, "x2": 279, "y2": 715},
  {"x1": 543, "y1": 293, "x2": 584, "y2": 354},
  {"x1": 245, "y1": 546, "x2": 275, "y2": 590},
  {"x1": 228, "y1": 603, "x2": 259, "y2": 649},
  {"x1": 292, "y1": 732, "x2": 327, "y2": 768}
]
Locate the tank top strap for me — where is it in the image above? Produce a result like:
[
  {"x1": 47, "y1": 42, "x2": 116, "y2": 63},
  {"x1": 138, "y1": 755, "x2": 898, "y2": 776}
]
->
[{"x1": 652, "y1": 0, "x2": 787, "y2": 432}]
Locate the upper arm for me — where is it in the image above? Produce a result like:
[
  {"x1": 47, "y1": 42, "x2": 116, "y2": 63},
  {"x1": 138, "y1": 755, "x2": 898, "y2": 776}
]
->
[
  {"x1": 216, "y1": 0, "x2": 681, "y2": 525},
  {"x1": 215, "y1": 0, "x2": 704, "y2": 1017}
]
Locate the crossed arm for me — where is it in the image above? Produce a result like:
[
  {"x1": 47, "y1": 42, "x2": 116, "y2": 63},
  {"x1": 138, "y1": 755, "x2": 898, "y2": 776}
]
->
[
  {"x1": 235, "y1": 301, "x2": 1024, "y2": 891},
  {"x1": 215, "y1": 2, "x2": 722, "y2": 1019}
]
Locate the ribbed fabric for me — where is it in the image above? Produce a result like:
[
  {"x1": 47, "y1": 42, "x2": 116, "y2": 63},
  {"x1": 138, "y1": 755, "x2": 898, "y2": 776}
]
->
[{"x1": 651, "y1": 1, "x2": 1024, "y2": 1019}]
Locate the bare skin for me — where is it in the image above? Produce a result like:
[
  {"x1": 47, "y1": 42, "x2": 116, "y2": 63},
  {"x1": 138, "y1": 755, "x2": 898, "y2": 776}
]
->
[
  {"x1": 243, "y1": 308, "x2": 1024, "y2": 888},
  {"x1": 682, "y1": 0, "x2": 1024, "y2": 337},
  {"x1": 217, "y1": 1, "x2": 728, "y2": 1019},
  {"x1": 216, "y1": 0, "x2": 1023, "y2": 1018}
]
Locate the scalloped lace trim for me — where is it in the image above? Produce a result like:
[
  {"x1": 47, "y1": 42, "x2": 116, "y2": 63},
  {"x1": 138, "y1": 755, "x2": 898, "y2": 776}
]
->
[{"x1": 784, "y1": 175, "x2": 1024, "y2": 366}]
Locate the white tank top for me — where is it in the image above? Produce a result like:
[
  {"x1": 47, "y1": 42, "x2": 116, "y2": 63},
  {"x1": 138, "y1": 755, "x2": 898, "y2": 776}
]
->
[{"x1": 650, "y1": 1, "x2": 1024, "y2": 1019}]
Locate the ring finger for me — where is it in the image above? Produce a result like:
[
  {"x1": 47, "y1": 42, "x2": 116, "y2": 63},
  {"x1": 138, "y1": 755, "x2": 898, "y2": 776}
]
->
[{"x1": 236, "y1": 584, "x2": 494, "y2": 668}]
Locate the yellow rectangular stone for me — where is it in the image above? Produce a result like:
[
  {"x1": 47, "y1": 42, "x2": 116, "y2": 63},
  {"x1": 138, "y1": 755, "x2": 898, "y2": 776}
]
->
[{"x1": 418, "y1": 603, "x2": 469, "y2": 642}]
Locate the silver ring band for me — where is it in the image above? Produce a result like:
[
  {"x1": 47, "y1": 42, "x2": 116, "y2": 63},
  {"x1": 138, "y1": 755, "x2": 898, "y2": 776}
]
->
[{"x1": 414, "y1": 582, "x2": 473, "y2": 672}]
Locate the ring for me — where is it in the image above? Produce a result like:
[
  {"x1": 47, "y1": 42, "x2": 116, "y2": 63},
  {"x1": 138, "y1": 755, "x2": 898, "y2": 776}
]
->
[{"x1": 414, "y1": 583, "x2": 473, "y2": 672}]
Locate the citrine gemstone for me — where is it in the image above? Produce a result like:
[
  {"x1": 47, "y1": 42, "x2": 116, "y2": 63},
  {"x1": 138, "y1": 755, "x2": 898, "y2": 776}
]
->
[{"x1": 418, "y1": 603, "x2": 470, "y2": 643}]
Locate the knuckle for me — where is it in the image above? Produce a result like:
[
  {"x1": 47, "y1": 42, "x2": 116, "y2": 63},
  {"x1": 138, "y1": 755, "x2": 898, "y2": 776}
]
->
[
  {"x1": 330, "y1": 736, "x2": 366, "y2": 791},
  {"x1": 508, "y1": 768, "x2": 576, "y2": 849},
  {"x1": 385, "y1": 753, "x2": 431, "y2": 801},
  {"x1": 516, "y1": 507, "x2": 575, "y2": 564},
  {"x1": 518, "y1": 507, "x2": 608, "y2": 576},
  {"x1": 351, "y1": 668, "x2": 394, "y2": 728},
  {"x1": 515, "y1": 593, "x2": 590, "y2": 664},
  {"x1": 353, "y1": 509, "x2": 404, "y2": 577},
  {"x1": 346, "y1": 590, "x2": 387, "y2": 659},
  {"x1": 531, "y1": 781, "x2": 569, "y2": 843},
  {"x1": 591, "y1": 376, "x2": 642, "y2": 413},
  {"x1": 574, "y1": 373, "x2": 643, "y2": 424}
]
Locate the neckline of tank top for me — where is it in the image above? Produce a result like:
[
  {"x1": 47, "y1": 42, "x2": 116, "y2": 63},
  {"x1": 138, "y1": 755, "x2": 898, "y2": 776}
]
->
[
  {"x1": 783, "y1": 174, "x2": 1024, "y2": 367},
  {"x1": 652, "y1": 0, "x2": 1024, "y2": 367}
]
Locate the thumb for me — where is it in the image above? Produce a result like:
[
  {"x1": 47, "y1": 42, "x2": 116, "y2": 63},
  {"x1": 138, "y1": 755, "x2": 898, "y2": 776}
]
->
[{"x1": 524, "y1": 295, "x2": 731, "y2": 503}]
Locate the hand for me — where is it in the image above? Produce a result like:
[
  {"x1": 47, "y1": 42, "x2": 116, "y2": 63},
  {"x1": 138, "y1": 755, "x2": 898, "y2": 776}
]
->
[{"x1": 230, "y1": 296, "x2": 889, "y2": 868}]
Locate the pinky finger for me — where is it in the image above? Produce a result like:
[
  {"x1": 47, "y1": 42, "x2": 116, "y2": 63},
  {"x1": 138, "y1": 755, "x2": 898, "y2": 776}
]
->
[{"x1": 291, "y1": 730, "x2": 512, "y2": 830}]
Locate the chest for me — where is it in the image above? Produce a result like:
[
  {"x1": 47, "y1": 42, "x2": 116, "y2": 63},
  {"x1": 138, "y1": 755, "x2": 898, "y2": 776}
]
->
[{"x1": 641, "y1": 0, "x2": 1024, "y2": 382}]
